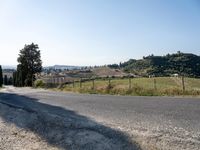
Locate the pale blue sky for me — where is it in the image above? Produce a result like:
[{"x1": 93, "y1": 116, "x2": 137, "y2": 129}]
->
[{"x1": 0, "y1": 0, "x2": 200, "y2": 66}]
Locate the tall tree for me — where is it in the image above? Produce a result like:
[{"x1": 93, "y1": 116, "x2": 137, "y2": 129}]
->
[
  {"x1": 8, "y1": 77, "x2": 13, "y2": 85},
  {"x1": 13, "y1": 71, "x2": 18, "y2": 87},
  {"x1": 4, "y1": 75, "x2": 8, "y2": 85},
  {"x1": 0, "y1": 65, "x2": 3, "y2": 87},
  {"x1": 15, "y1": 43, "x2": 42, "y2": 87}
]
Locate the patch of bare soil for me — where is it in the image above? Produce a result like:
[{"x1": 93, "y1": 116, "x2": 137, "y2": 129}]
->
[{"x1": 92, "y1": 67, "x2": 127, "y2": 77}]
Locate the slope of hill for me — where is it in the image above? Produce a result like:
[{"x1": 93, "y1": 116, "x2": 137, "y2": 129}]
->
[
  {"x1": 109, "y1": 52, "x2": 200, "y2": 77},
  {"x1": 92, "y1": 67, "x2": 128, "y2": 78}
]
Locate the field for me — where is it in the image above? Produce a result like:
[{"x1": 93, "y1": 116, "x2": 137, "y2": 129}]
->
[{"x1": 58, "y1": 77, "x2": 200, "y2": 96}]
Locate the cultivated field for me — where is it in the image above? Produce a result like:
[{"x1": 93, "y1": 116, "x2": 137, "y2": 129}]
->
[{"x1": 60, "y1": 77, "x2": 200, "y2": 96}]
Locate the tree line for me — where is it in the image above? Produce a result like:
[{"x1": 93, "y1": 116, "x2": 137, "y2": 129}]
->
[{"x1": 0, "y1": 66, "x2": 13, "y2": 87}]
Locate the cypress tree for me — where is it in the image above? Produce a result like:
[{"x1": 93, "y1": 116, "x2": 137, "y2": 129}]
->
[
  {"x1": 13, "y1": 72, "x2": 16, "y2": 86},
  {"x1": 4, "y1": 75, "x2": 8, "y2": 85},
  {"x1": 8, "y1": 77, "x2": 13, "y2": 85}
]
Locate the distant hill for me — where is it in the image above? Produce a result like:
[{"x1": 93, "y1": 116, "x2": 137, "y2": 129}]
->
[
  {"x1": 44, "y1": 65, "x2": 84, "y2": 70},
  {"x1": 108, "y1": 52, "x2": 200, "y2": 77},
  {"x1": 2, "y1": 65, "x2": 16, "y2": 70}
]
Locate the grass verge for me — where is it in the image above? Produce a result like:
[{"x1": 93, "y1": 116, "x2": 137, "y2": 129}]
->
[{"x1": 38, "y1": 77, "x2": 200, "y2": 96}]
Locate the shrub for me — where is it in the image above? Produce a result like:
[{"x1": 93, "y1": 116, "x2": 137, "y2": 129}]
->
[{"x1": 34, "y1": 79, "x2": 45, "y2": 88}]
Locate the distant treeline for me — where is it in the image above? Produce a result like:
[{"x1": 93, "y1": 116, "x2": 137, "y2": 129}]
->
[
  {"x1": 0, "y1": 66, "x2": 14, "y2": 86},
  {"x1": 108, "y1": 52, "x2": 200, "y2": 77}
]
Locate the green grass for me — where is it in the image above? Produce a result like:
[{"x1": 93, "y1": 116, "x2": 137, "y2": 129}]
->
[{"x1": 59, "y1": 77, "x2": 200, "y2": 96}]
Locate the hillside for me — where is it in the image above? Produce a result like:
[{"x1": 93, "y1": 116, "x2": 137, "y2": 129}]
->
[
  {"x1": 92, "y1": 67, "x2": 128, "y2": 78},
  {"x1": 109, "y1": 52, "x2": 200, "y2": 77}
]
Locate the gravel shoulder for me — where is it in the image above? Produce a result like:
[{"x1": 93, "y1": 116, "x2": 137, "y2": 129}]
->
[
  {"x1": 0, "y1": 103, "x2": 59, "y2": 150},
  {"x1": 0, "y1": 99, "x2": 139, "y2": 150}
]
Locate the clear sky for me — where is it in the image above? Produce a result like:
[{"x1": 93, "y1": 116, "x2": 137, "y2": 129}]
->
[{"x1": 0, "y1": 0, "x2": 200, "y2": 66}]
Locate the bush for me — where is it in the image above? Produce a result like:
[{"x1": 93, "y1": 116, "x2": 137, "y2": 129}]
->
[{"x1": 34, "y1": 79, "x2": 45, "y2": 88}]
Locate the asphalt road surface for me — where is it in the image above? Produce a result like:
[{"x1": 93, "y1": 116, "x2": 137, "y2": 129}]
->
[{"x1": 0, "y1": 86, "x2": 200, "y2": 150}]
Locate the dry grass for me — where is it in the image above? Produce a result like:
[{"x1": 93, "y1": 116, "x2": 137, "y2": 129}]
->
[{"x1": 58, "y1": 77, "x2": 200, "y2": 96}]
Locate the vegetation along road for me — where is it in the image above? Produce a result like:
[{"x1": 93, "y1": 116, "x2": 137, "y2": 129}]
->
[{"x1": 0, "y1": 86, "x2": 200, "y2": 150}]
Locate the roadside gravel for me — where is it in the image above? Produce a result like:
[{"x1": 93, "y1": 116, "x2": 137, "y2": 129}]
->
[
  {"x1": 0, "y1": 102, "x2": 139, "y2": 150},
  {"x1": 0, "y1": 103, "x2": 59, "y2": 150}
]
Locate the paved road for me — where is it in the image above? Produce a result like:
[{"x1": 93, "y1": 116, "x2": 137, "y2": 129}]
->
[{"x1": 0, "y1": 86, "x2": 200, "y2": 149}]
